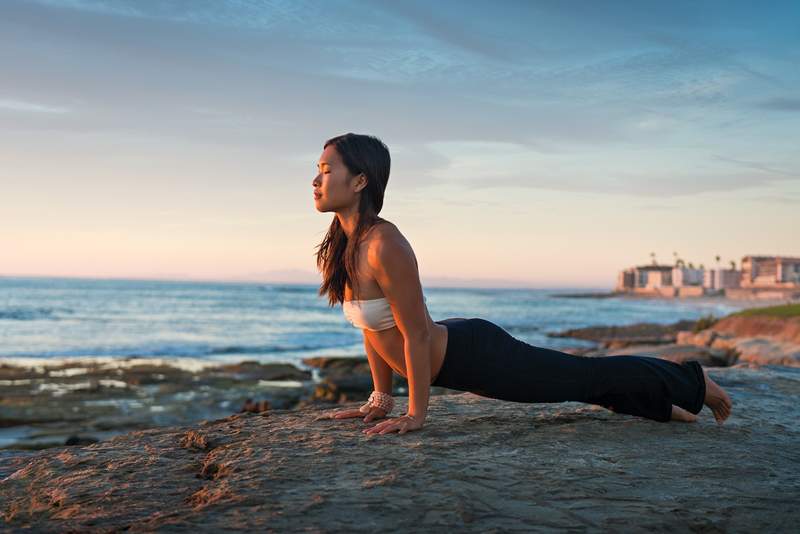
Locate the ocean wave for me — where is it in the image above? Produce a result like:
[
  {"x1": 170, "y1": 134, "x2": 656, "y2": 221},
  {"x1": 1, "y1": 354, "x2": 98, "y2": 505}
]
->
[
  {"x1": 0, "y1": 356, "x2": 227, "y2": 373},
  {"x1": 0, "y1": 306, "x2": 72, "y2": 321},
  {"x1": 0, "y1": 341, "x2": 335, "y2": 359}
]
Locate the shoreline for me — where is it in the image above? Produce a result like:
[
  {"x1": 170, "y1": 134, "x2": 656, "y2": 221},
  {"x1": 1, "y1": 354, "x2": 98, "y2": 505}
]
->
[
  {"x1": 3, "y1": 299, "x2": 798, "y2": 451},
  {"x1": 553, "y1": 290, "x2": 799, "y2": 306}
]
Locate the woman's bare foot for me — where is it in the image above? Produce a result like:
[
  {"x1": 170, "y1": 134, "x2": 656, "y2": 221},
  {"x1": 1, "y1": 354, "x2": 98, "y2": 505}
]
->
[
  {"x1": 670, "y1": 404, "x2": 698, "y2": 422},
  {"x1": 703, "y1": 367, "x2": 732, "y2": 424}
]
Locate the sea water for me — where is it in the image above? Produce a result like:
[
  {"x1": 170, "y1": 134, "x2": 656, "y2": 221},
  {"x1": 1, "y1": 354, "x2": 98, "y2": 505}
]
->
[{"x1": 0, "y1": 276, "x2": 746, "y2": 369}]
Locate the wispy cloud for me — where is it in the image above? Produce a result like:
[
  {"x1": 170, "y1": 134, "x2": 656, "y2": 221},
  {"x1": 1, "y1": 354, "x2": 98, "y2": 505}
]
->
[
  {"x1": 423, "y1": 140, "x2": 799, "y2": 198},
  {"x1": 757, "y1": 97, "x2": 800, "y2": 111},
  {"x1": 28, "y1": 0, "x2": 306, "y2": 29},
  {"x1": 369, "y1": 0, "x2": 512, "y2": 62},
  {"x1": 752, "y1": 194, "x2": 800, "y2": 205},
  {"x1": 0, "y1": 98, "x2": 70, "y2": 114},
  {"x1": 712, "y1": 155, "x2": 799, "y2": 178}
]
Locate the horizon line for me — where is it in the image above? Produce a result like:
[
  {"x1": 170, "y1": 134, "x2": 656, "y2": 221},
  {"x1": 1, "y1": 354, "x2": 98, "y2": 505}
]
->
[{"x1": 0, "y1": 273, "x2": 613, "y2": 292}]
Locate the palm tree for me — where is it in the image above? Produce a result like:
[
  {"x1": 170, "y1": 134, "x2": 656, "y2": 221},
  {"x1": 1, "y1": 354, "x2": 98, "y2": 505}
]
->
[
  {"x1": 673, "y1": 251, "x2": 679, "y2": 267},
  {"x1": 729, "y1": 260, "x2": 736, "y2": 271},
  {"x1": 650, "y1": 252, "x2": 657, "y2": 265}
]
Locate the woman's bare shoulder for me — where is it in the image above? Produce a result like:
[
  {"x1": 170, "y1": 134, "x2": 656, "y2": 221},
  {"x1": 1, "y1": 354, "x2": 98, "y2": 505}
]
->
[
  {"x1": 367, "y1": 220, "x2": 409, "y2": 248},
  {"x1": 365, "y1": 221, "x2": 417, "y2": 271}
]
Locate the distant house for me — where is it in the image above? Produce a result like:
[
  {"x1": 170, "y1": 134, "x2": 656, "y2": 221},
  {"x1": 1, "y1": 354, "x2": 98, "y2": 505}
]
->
[
  {"x1": 703, "y1": 268, "x2": 741, "y2": 290},
  {"x1": 616, "y1": 264, "x2": 704, "y2": 297},
  {"x1": 617, "y1": 263, "x2": 738, "y2": 297},
  {"x1": 617, "y1": 254, "x2": 799, "y2": 299},
  {"x1": 740, "y1": 255, "x2": 800, "y2": 288}
]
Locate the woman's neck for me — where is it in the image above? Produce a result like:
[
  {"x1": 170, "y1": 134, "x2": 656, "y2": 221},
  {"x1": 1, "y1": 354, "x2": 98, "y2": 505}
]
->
[{"x1": 338, "y1": 209, "x2": 378, "y2": 239}]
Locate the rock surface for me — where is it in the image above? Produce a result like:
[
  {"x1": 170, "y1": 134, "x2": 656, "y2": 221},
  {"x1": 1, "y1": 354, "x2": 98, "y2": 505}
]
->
[
  {"x1": 2, "y1": 365, "x2": 799, "y2": 532},
  {"x1": 0, "y1": 359, "x2": 314, "y2": 450},
  {"x1": 0, "y1": 357, "x2": 441, "y2": 451},
  {"x1": 711, "y1": 315, "x2": 800, "y2": 344},
  {"x1": 549, "y1": 319, "x2": 698, "y2": 348},
  {"x1": 673, "y1": 315, "x2": 800, "y2": 367},
  {"x1": 581, "y1": 343, "x2": 735, "y2": 367}
]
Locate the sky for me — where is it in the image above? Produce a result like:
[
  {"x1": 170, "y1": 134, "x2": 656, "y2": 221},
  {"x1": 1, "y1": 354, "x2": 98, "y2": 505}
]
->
[{"x1": 1, "y1": 0, "x2": 798, "y2": 289}]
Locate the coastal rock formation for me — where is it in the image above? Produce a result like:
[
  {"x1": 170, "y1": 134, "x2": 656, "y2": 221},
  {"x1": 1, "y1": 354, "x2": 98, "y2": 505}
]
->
[
  {"x1": 0, "y1": 359, "x2": 314, "y2": 450},
  {"x1": 0, "y1": 357, "x2": 440, "y2": 451},
  {"x1": 727, "y1": 338, "x2": 800, "y2": 367},
  {"x1": 711, "y1": 315, "x2": 800, "y2": 344},
  {"x1": 676, "y1": 315, "x2": 800, "y2": 367},
  {"x1": 548, "y1": 319, "x2": 698, "y2": 349},
  {"x1": 2, "y1": 365, "x2": 798, "y2": 531},
  {"x1": 582, "y1": 343, "x2": 735, "y2": 367}
]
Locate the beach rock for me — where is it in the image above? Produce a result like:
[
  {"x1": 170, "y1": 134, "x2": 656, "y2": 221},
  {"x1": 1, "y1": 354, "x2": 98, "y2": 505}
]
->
[
  {"x1": 589, "y1": 343, "x2": 734, "y2": 367},
  {"x1": 1, "y1": 366, "x2": 798, "y2": 531},
  {"x1": 710, "y1": 333, "x2": 738, "y2": 352},
  {"x1": 548, "y1": 319, "x2": 697, "y2": 347},
  {"x1": 301, "y1": 356, "x2": 371, "y2": 374},
  {"x1": 238, "y1": 399, "x2": 270, "y2": 414},
  {"x1": 711, "y1": 315, "x2": 800, "y2": 344},
  {"x1": 676, "y1": 329, "x2": 717, "y2": 347},
  {"x1": 678, "y1": 314, "x2": 800, "y2": 367},
  {"x1": 0, "y1": 360, "x2": 314, "y2": 450},
  {"x1": 728, "y1": 338, "x2": 800, "y2": 367},
  {"x1": 216, "y1": 361, "x2": 310, "y2": 382}
]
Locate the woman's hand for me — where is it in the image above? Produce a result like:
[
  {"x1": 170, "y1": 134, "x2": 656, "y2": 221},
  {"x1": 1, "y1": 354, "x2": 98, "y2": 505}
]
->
[
  {"x1": 313, "y1": 406, "x2": 387, "y2": 423},
  {"x1": 362, "y1": 414, "x2": 424, "y2": 435}
]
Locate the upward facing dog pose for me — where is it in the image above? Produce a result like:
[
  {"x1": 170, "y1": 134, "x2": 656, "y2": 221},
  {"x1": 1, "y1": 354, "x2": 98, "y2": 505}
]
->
[{"x1": 311, "y1": 132, "x2": 732, "y2": 436}]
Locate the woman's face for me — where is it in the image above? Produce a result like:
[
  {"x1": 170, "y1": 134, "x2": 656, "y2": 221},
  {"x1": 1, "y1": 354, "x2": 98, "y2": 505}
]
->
[{"x1": 312, "y1": 144, "x2": 364, "y2": 213}]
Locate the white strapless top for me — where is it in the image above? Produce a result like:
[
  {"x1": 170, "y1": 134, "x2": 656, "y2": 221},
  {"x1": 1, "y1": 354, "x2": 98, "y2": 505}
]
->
[{"x1": 342, "y1": 295, "x2": 427, "y2": 332}]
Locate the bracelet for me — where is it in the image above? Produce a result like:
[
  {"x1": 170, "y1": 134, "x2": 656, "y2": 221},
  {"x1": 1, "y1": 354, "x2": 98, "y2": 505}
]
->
[{"x1": 358, "y1": 391, "x2": 395, "y2": 414}]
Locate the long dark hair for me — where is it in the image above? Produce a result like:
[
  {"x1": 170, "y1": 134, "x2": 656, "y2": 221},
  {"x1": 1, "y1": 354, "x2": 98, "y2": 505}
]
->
[{"x1": 314, "y1": 133, "x2": 391, "y2": 307}]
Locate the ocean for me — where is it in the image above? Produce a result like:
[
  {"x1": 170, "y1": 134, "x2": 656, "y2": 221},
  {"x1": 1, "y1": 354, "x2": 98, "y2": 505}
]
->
[{"x1": 0, "y1": 276, "x2": 747, "y2": 369}]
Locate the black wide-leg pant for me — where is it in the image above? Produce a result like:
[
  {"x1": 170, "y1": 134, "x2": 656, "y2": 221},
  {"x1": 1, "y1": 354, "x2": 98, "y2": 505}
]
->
[{"x1": 432, "y1": 318, "x2": 707, "y2": 422}]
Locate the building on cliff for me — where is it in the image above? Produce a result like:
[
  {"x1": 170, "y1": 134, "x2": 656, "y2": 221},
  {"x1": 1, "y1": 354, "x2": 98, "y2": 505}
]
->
[
  {"x1": 740, "y1": 256, "x2": 800, "y2": 288},
  {"x1": 617, "y1": 255, "x2": 800, "y2": 299},
  {"x1": 726, "y1": 255, "x2": 800, "y2": 299},
  {"x1": 616, "y1": 264, "x2": 716, "y2": 297}
]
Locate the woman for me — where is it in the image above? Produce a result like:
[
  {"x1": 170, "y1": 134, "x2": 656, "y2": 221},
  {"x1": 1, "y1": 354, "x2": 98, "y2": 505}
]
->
[{"x1": 311, "y1": 132, "x2": 732, "y2": 437}]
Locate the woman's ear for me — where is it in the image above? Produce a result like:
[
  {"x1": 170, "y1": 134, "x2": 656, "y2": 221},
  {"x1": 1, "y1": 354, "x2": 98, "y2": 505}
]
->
[{"x1": 353, "y1": 173, "x2": 368, "y2": 193}]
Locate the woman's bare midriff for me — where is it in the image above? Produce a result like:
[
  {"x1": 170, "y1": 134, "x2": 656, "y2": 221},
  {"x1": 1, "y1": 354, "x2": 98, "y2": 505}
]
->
[{"x1": 363, "y1": 320, "x2": 448, "y2": 386}]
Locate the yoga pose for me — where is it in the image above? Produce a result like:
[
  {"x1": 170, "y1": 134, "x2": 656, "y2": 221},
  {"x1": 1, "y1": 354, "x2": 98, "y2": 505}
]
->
[{"x1": 311, "y1": 132, "x2": 732, "y2": 436}]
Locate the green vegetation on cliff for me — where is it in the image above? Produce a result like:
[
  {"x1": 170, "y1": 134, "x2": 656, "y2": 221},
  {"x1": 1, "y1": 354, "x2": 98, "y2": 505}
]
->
[{"x1": 730, "y1": 303, "x2": 800, "y2": 318}]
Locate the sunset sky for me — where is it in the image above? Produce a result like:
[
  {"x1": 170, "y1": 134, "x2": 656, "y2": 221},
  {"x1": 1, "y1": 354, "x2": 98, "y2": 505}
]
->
[{"x1": 2, "y1": 0, "x2": 798, "y2": 288}]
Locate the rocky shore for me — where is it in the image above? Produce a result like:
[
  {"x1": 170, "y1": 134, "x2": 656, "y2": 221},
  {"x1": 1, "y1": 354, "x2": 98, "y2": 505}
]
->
[
  {"x1": 2, "y1": 303, "x2": 799, "y2": 452},
  {"x1": 553, "y1": 303, "x2": 800, "y2": 368},
  {"x1": 0, "y1": 355, "x2": 464, "y2": 451},
  {"x1": 2, "y1": 364, "x2": 799, "y2": 531}
]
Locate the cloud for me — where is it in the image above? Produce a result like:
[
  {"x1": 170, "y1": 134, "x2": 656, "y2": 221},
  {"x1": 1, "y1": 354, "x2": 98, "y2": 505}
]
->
[
  {"x1": 0, "y1": 99, "x2": 70, "y2": 114},
  {"x1": 368, "y1": 0, "x2": 511, "y2": 62},
  {"x1": 423, "y1": 140, "x2": 799, "y2": 198},
  {"x1": 757, "y1": 97, "x2": 800, "y2": 111},
  {"x1": 712, "y1": 155, "x2": 799, "y2": 178},
  {"x1": 752, "y1": 194, "x2": 800, "y2": 205},
  {"x1": 27, "y1": 0, "x2": 308, "y2": 31}
]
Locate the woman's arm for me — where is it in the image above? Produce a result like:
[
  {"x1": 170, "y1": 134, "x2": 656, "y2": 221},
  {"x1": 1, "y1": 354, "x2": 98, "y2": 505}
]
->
[
  {"x1": 366, "y1": 232, "x2": 431, "y2": 425},
  {"x1": 364, "y1": 333, "x2": 393, "y2": 395}
]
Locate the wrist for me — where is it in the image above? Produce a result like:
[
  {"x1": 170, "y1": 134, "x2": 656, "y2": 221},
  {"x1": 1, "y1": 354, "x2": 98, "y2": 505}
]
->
[{"x1": 358, "y1": 390, "x2": 394, "y2": 414}]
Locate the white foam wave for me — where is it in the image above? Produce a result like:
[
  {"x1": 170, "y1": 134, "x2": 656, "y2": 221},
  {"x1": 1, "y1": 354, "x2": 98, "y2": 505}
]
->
[{"x1": 0, "y1": 356, "x2": 226, "y2": 374}]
